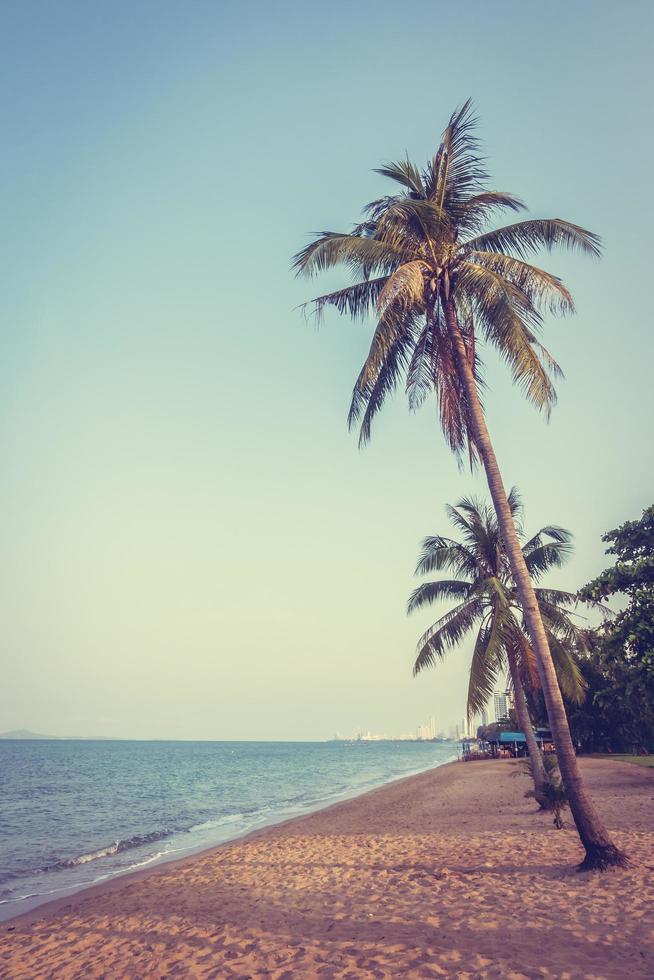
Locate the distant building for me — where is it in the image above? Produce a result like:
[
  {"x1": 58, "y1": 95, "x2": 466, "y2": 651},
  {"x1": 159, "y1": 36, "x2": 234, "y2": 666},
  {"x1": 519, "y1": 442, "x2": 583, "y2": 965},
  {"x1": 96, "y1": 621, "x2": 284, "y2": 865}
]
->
[
  {"x1": 461, "y1": 716, "x2": 479, "y2": 739},
  {"x1": 493, "y1": 689, "x2": 514, "y2": 722},
  {"x1": 454, "y1": 706, "x2": 494, "y2": 740},
  {"x1": 416, "y1": 716, "x2": 437, "y2": 740}
]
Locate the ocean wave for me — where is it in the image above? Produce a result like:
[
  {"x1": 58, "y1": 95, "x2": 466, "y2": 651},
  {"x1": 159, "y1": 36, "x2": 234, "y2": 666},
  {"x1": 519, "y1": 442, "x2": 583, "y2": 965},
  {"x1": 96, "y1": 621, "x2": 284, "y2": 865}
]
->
[
  {"x1": 44, "y1": 829, "x2": 174, "y2": 872},
  {"x1": 124, "y1": 847, "x2": 183, "y2": 871},
  {"x1": 188, "y1": 813, "x2": 247, "y2": 833}
]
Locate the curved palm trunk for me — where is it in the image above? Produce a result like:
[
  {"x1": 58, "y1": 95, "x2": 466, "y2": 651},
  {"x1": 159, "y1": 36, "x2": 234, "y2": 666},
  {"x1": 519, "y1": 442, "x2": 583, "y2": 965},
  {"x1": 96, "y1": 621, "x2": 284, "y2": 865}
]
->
[
  {"x1": 444, "y1": 300, "x2": 626, "y2": 869},
  {"x1": 505, "y1": 645, "x2": 548, "y2": 805}
]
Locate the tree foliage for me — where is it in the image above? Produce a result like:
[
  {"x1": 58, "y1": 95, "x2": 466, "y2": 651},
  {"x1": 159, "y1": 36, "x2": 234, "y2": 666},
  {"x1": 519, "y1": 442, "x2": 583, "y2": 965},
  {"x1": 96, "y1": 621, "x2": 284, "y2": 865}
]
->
[
  {"x1": 408, "y1": 491, "x2": 587, "y2": 717},
  {"x1": 571, "y1": 507, "x2": 654, "y2": 753},
  {"x1": 294, "y1": 100, "x2": 600, "y2": 458}
]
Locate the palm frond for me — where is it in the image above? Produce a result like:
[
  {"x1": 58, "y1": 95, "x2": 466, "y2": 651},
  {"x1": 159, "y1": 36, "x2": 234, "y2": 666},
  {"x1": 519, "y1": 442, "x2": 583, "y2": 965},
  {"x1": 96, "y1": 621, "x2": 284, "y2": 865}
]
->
[
  {"x1": 544, "y1": 629, "x2": 586, "y2": 703},
  {"x1": 377, "y1": 261, "x2": 429, "y2": 315},
  {"x1": 301, "y1": 276, "x2": 389, "y2": 323},
  {"x1": 534, "y1": 587, "x2": 580, "y2": 607},
  {"x1": 414, "y1": 535, "x2": 478, "y2": 578},
  {"x1": 513, "y1": 627, "x2": 541, "y2": 691},
  {"x1": 522, "y1": 525, "x2": 573, "y2": 553},
  {"x1": 463, "y1": 218, "x2": 602, "y2": 260},
  {"x1": 402, "y1": 305, "x2": 480, "y2": 462},
  {"x1": 348, "y1": 306, "x2": 424, "y2": 446},
  {"x1": 433, "y1": 314, "x2": 479, "y2": 460},
  {"x1": 445, "y1": 500, "x2": 479, "y2": 542},
  {"x1": 506, "y1": 486, "x2": 524, "y2": 524},
  {"x1": 349, "y1": 335, "x2": 415, "y2": 448},
  {"x1": 292, "y1": 231, "x2": 412, "y2": 279},
  {"x1": 482, "y1": 575, "x2": 512, "y2": 607},
  {"x1": 375, "y1": 197, "x2": 451, "y2": 249},
  {"x1": 412, "y1": 598, "x2": 483, "y2": 675},
  {"x1": 466, "y1": 619, "x2": 503, "y2": 719},
  {"x1": 525, "y1": 541, "x2": 574, "y2": 580},
  {"x1": 347, "y1": 303, "x2": 415, "y2": 424},
  {"x1": 465, "y1": 597, "x2": 515, "y2": 720},
  {"x1": 456, "y1": 262, "x2": 561, "y2": 415},
  {"x1": 405, "y1": 320, "x2": 434, "y2": 411},
  {"x1": 449, "y1": 497, "x2": 501, "y2": 571},
  {"x1": 537, "y1": 600, "x2": 586, "y2": 645},
  {"x1": 425, "y1": 99, "x2": 488, "y2": 207},
  {"x1": 463, "y1": 251, "x2": 575, "y2": 315},
  {"x1": 407, "y1": 579, "x2": 473, "y2": 614},
  {"x1": 458, "y1": 192, "x2": 526, "y2": 232},
  {"x1": 374, "y1": 158, "x2": 425, "y2": 197}
]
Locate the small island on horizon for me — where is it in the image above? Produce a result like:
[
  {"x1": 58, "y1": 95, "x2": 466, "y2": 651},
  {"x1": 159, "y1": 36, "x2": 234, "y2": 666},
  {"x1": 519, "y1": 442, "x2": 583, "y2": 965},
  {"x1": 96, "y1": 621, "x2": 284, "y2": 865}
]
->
[{"x1": 0, "y1": 729, "x2": 116, "y2": 741}]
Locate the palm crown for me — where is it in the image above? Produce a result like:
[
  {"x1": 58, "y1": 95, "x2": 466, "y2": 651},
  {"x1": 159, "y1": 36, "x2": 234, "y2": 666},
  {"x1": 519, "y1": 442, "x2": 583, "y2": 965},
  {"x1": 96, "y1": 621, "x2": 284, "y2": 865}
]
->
[
  {"x1": 293, "y1": 100, "x2": 600, "y2": 458},
  {"x1": 408, "y1": 491, "x2": 587, "y2": 718}
]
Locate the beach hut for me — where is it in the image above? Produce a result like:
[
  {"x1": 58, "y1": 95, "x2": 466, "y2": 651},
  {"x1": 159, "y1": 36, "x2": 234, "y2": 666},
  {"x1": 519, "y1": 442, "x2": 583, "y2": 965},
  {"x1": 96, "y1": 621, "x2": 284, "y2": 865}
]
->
[
  {"x1": 498, "y1": 731, "x2": 528, "y2": 758},
  {"x1": 460, "y1": 738, "x2": 490, "y2": 761},
  {"x1": 476, "y1": 724, "x2": 549, "y2": 759}
]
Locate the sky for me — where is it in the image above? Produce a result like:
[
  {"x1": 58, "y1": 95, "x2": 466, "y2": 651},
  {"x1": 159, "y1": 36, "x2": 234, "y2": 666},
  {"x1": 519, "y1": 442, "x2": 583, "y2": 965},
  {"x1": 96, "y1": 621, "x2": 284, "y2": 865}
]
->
[{"x1": 1, "y1": 0, "x2": 652, "y2": 740}]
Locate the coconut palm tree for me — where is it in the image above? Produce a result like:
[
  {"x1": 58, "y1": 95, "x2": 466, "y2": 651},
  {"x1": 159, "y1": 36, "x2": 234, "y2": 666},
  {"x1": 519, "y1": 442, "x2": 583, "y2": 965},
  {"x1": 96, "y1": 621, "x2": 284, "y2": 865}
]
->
[
  {"x1": 293, "y1": 101, "x2": 625, "y2": 868},
  {"x1": 408, "y1": 491, "x2": 586, "y2": 804}
]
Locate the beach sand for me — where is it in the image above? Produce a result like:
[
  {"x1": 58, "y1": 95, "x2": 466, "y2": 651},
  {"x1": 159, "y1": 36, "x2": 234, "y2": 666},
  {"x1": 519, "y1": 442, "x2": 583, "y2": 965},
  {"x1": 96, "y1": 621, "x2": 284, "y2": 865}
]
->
[{"x1": 1, "y1": 757, "x2": 652, "y2": 978}]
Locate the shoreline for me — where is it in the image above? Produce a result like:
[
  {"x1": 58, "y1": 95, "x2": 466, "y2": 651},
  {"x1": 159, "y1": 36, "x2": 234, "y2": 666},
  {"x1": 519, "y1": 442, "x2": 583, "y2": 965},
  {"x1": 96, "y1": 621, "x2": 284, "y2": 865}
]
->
[
  {"x1": 2, "y1": 757, "x2": 652, "y2": 978},
  {"x1": 1, "y1": 754, "x2": 457, "y2": 928}
]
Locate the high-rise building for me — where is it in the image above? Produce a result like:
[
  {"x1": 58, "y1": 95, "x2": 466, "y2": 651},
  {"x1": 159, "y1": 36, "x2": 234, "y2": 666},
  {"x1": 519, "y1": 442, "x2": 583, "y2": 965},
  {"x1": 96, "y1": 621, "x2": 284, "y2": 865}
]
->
[
  {"x1": 416, "y1": 716, "x2": 438, "y2": 740},
  {"x1": 493, "y1": 689, "x2": 513, "y2": 722}
]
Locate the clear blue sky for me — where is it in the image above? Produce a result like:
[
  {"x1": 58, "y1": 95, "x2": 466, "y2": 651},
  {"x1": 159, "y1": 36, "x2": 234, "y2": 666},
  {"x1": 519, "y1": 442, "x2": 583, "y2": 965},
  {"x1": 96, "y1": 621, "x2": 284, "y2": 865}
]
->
[{"x1": 1, "y1": 0, "x2": 652, "y2": 739}]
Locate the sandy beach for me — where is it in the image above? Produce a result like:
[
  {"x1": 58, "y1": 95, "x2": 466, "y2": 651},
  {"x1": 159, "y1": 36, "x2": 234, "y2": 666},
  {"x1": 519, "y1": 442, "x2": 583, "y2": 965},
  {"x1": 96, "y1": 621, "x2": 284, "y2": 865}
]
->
[{"x1": 1, "y1": 757, "x2": 652, "y2": 979}]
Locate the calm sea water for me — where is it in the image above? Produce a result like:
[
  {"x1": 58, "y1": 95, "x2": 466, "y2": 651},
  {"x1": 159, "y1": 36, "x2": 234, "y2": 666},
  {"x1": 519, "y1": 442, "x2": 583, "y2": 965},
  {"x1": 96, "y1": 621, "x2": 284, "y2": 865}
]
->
[{"x1": 0, "y1": 739, "x2": 455, "y2": 920}]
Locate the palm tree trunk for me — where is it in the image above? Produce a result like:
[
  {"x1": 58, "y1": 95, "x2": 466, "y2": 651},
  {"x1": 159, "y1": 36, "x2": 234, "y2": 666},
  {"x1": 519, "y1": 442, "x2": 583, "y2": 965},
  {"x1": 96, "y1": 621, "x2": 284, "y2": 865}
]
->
[
  {"x1": 505, "y1": 645, "x2": 548, "y2": 805},
  {"x1": 444, "y1": 299, "x2": 626, "y2": 869}
]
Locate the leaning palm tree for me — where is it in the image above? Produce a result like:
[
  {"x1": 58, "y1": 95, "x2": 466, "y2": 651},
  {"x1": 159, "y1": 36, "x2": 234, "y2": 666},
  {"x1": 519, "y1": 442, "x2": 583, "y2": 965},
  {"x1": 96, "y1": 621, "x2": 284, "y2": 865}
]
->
[
  {"x1": 294, "y1": 101, "x2": 625, "y2": 868},
  {"x1": 408, "y1": 491, "x2": 586, "y2": 804}
]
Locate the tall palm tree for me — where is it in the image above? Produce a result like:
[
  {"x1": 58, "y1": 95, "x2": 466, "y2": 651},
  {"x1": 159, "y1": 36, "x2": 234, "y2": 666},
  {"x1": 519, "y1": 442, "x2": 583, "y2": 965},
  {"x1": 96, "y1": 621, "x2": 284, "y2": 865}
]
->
[
  {"x1": 408, "y1": 491, "x2": 586, "y2": 804},
  {"x1": 293, "y1": 101, "x2": 625, "y2": 868}
]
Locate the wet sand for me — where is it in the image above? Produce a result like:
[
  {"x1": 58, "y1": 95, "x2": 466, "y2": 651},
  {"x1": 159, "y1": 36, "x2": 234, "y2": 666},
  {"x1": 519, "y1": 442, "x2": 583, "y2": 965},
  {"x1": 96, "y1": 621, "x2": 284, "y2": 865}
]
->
[{"x1": 1, "y1": 756, "x2": 652, "y2": 978}]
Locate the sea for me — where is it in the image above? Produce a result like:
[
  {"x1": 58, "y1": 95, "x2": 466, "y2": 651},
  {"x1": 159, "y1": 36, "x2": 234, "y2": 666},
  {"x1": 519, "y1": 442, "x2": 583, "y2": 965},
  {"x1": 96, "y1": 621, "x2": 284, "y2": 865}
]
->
[{"x1": 0, "y1": 738, "x2": 456, "y2": 922}]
